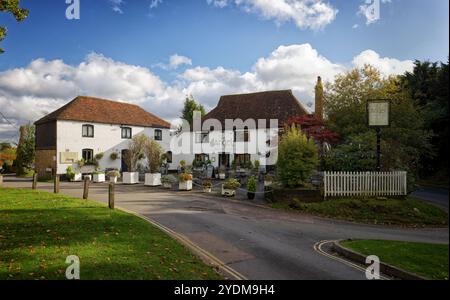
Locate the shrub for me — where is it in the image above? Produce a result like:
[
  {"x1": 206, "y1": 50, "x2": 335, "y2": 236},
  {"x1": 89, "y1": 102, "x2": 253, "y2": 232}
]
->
[
  {"x1": 223, "y1": 178, "x2": 241, "y2": 190},
  {"x1": 203, "y1": 180, "x2": 213, "y2": 188},
  {"x1": 107, "y1": 170, "x2": 121, "y2": 178},
  {"x1": 254, "y1": 160, "x2": 260, "y2": 170},
  {"x1": 162, "y1": 174, "x2": 177, "y2": 184},
  {"x1": 124, "y1": 134, "x2": 147, "y2": 172},
  {"x1": 277, "y1": 125, "x2": 319, "y2": 188},
  {"x1": 247, "y1": 176, "x2": 257, "y2": 193},
  {"x1": 179, "y1": 173, "x2": 193, "y2": 182},
  {"x1": 66, "y1": 166, "x2": 75, "y2": 181}
]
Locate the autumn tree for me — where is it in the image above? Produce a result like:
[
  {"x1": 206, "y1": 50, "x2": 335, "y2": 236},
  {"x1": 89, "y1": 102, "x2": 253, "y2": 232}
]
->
[{"x1": 0, "y1": 0, "x2": 29, "y2": 53}]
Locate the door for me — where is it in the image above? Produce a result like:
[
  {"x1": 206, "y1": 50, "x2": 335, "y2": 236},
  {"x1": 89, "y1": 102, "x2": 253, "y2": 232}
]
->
[
  {"x1": 219, "y1": 153, "x2": 230, "y2": 168},
  {"x1": 121, "y1": 149, "x2": 129, "y2": 172}
]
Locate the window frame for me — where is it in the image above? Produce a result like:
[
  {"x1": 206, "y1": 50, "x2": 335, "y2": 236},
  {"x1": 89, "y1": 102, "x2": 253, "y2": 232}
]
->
[
  {"x1": 82, "y1": 124, "x2": 94, "y2": 138},
  {"x1": 121, "y1": 127, "x2": 132, "y2": 139},
  {"x1": 154, "y1": 129, "x2": 163, "y2": 141},
  {"x1": 82, "y1": 149, "x2": 94, "y2": 162}
]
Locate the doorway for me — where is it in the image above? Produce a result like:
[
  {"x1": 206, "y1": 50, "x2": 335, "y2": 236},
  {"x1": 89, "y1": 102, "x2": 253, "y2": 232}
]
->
[{"x1": 121, "y1": 149, "x2": 129, "y2": 172}]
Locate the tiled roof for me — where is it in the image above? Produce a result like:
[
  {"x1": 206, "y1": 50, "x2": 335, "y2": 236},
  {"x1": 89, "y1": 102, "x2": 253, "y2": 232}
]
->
[
  {"x1": 35, "y1": 96, "x2": 171, "y2": 128},
  {"x1": 203, "y1": 90, "x2": 309, "y2": 128}
]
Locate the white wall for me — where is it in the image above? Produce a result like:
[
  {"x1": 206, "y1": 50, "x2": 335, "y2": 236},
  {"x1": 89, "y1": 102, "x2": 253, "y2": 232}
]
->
[{"x1": 56, "y1": 120, "x2": 171, "y2": 174}]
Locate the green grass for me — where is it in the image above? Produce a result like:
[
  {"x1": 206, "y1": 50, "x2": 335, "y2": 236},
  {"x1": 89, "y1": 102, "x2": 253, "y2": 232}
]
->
[
  {"x1": 0, "y1": 188, "x2": 222, "y2": 280},
  {"x1": 272, "y1": 197, "x2": 448, "y2": 227},
  {"x1": 17, "y1": 169, "x2": 35, "y2": 178},
  {"x1": 340, "y1": 240, "x2": 449, "y2": 280}
]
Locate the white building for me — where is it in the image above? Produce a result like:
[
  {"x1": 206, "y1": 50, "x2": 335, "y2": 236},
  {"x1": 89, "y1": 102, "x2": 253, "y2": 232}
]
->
[{"x1": 35, "y1": 96, "x2": 173, "y2": 178}]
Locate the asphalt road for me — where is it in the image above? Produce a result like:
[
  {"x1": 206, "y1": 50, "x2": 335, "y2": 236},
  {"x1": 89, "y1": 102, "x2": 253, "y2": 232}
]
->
[
  {"x1": 2, "y1": 177, "x2": 449, "y2": 280},
  {"x1": 412, "y1": 187, "x2": 449, "y2": 211}
]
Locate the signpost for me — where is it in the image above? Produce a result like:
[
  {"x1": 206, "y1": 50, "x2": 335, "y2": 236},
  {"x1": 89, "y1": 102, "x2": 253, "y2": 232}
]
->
[{"x1": 367, "y1": 100, "x2": 391, "y2": 171}]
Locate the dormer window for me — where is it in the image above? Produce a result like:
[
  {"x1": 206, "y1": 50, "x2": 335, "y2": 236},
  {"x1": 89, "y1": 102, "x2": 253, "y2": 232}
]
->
[
  {"x1": 121, "y1": 127, "x2": 132, "y2": 139},
  {"x1": 82, "y1": 124, "x2": 94, "y2": 138}
]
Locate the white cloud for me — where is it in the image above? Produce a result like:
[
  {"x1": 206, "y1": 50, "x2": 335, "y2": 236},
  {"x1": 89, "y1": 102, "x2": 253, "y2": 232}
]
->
[
  {"x1": 352, "y1": 50, "x2": 414, "y2": 77},
  {"x1": 149, "y1": 0, "x2": 163, "y2": 9},
  {"x1": 358, "y1": 0, "x2": 391, "y2": 25},
  {"x1": 109, "y1": 0, "x2": 125, "y2": 14},
  {"x1": 207, "y1": 0, "x2": 338, "y2": 30},
  {"x1": 155, "y1": 54, "x2": 193, "y2": 70},
  {"x1": 0, "y1": 45, "x2": 413, "y2": 140}
]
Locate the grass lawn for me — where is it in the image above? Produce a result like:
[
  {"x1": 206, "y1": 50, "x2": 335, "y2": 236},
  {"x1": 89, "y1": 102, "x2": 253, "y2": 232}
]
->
[
  {"x1": 0, "y1": 188, "x2": 222, "y2": 280},
  {"x1": 340, "y1": 240, "x2": 449, "y2": 280},
  {"x1": 272, "y1": 197, "x2": 448, "y2": 227}
]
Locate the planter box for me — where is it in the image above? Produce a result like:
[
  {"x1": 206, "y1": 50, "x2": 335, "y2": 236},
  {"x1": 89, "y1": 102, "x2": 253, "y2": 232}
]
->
[
  {"x1": 83, "y1": 175, "x2": 92, "y2": 181},
  {"x1": 203, "y1": 187, "x2": 212, "y2": 193},
  {"x1": 221, "y1": 186, "x2": 236, "y2": 197},
  {"x1": 109, "y1": 176, "x2": 118, "y2": 184},
  {"x1": 145, "y1": 173, "x2": 161, "y2": 186},
  {"x1": 162, "y1": 182, "x2": 172, "y2": 189},
  {"x1": 179, "y1": 180, "x2": 192, "y2": 191},
  {"x1": 123, "y1": 172, "x2": 139, "y2": 185},
  {"x1": 219, "y1": 173, "x2": 226, "y2": 180},
  {"x1": 93, "y1": 173, "x2": 106, "y2": 183},
  {"x1": 72, "y1": 173, "x2": 82, "y2": 182}
]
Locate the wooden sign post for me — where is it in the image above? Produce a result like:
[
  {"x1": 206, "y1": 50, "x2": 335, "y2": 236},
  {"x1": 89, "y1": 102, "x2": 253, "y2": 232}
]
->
[
  {"x1": 32, "y1": 173, "x2": 38, "y2": 190},
  {"x1": 54, "y1": 175, "x2": 60, "y2": 194},
  {"x1": 108, "y1": 183, "x2": 115, "y2": 210},
  {"x1": 83, "y1": 177, "x2": 90, "y2": 200}
]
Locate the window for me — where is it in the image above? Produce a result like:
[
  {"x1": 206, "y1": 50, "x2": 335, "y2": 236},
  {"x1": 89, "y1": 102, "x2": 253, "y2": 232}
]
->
[
  {"x1": 234, "y1": 127, "x2": 250, "y2": 142},
  {"x1": 195, "y1": 154, "x2": 210, "y2": 163},
  {"x1": 165, "y1": 151, "x2": 173, "y2": 163},
  {"x1": 234, "y1": 154, "x2": 251, "y2": 166},
  {"x1": 155, "y1": 129, "x2": 163, "y2": 141},
  {"x1": 82, "y1": 124, "x2": 94, "y2": 138},
  {"x1": 121, "y1": 127, "x2": 132, "y2": 139},
  {"x1": 82, "y1": 149, "x2": 94, "y2": 162},
  {"x1": 195, "y1": 132, "x2": 209, "y2": 143}
]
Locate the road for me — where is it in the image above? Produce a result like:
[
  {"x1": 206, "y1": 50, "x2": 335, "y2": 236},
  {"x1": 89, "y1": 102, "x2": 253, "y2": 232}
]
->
[
  {"x1": 412, "y1": 187, "x2": 449, "y2": 211},
  {"x1": 2, "y1": 177, "x2": 448, "y2": 280}
]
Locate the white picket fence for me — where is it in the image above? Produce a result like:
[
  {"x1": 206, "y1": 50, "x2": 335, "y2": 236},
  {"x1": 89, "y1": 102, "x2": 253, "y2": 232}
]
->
[{"x1": 323, "y1": 171, "x2": 407, "y2": 198}]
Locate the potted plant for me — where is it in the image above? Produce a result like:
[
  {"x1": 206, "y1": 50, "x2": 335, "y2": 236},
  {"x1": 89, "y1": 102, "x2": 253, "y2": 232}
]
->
[
  {"x1": 93, "y1": 171, "x2": 106, "y2": 183},
  {"x1": 161, "y1": 174, "x2": 177, "y2": 189},
  {"x1": 110, "y1": 152, "x2": 119, "y2": 161},
  {"x1": 95, "y1": 153, "x2": 104, "y2": 161},
  {"x1": 222, "y1": 178, "x2": 241, "y2": 197},
  {"x1": 179, "y1": 173, "x2": 193, "y2": 191},
  {"x1": 66, "y1": 166, "x2": 82, "y2": 182},
  {"x1": 202, "y1": 180, "x2": 213, "y2": 193},
  {"x1": 107, "y1": 170, "x2": 121, "y2": 183},
  {"x1": 247, "y1": 176, "x2": 257, "y2": 200},
  {"x1": 144, "y1": 139, "x2": 163, "y2": 187},
  {"x1": 254, "y1": 160, "x2": 260, "y2": 171},
  {"x1": 218, "y1": 166, "x2": 226, "y2": 180},
  {"x1": 123, "y1": 134, "x2": 147, "y2": 184},
  {"x1": 264, "y1": 175, "x2": 274, "y2": 187}
]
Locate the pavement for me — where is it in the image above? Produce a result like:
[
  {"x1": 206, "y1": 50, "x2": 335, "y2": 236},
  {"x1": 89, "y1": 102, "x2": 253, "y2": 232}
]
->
[{"x1": 2, "y1": 176, "x2": 449, "y2": 280}]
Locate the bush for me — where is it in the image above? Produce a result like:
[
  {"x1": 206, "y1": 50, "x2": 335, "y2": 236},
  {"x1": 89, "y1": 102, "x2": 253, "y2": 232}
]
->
[
  {"x1": 107, "y1": 170, "x2": 121, "y2": 178},
  {"x1": 162, "y1": 174, "x2": 177, "y2": 184},
  {"x1": 223, "y1": 178, "x2": 241, "y2": 190},
  {"x1": 144, "y1": 139, "x2": 163, "y2": 173},
  {"x1": 203, "y1": 180, "x2": 213, "y2": 188},
  {"x1": 66, "y1": 166, "x2": 75, "y2": 181},
  {"x1": 179, "y1": 173, "x2": 193, "y2": 182},
  {"x1": 277, "y1": 125, "x2": 319, "y2": 188},
  {"x1": 247, "y1": 176, "x2": 257, "y2": 193}
]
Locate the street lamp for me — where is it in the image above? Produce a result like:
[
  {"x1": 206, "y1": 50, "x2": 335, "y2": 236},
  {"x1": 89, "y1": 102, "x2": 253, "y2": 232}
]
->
[{"x1": 367, "y1": 99, "x2": 391, "y2": 172}]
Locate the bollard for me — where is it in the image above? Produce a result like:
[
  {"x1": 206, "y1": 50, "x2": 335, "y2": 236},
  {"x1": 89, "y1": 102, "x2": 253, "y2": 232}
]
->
[
  {"x1": 83, "y1": 177, "x2": 90, "y2": 200},
  {"x1": 32, "y1": 173, "x2": 38, "y2": 190},
  {"x1": 109, "y1": 182, "x2": 115, "y2": 210},
  {"x1": 54, "y1": 175, "x2": 60, "y2": 194},
  {"x1": 0, "y1": 174, "x2": 3, "y2": 187}
]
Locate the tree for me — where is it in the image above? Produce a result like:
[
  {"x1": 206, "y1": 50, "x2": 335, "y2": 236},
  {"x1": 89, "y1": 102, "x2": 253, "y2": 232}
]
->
[
  {"x1": 277, "y1": 124, "x2": 319, "y2": 188},
  {"x1": 144, "y1": 139, "x2": 163, "y2": 173},
  {"x1": 324, "y1": 65, "x2": 432, "y2": 180},
  {"x1": 402, "y1": 60, "x2": 449, "y2": 179},
  {"x1": 124, "y1": 134, "x2": 147, "y2": 172},
  {"x1": 15, "y1": 124, "x2": 35, "y2": 175},
  {"x1": 0, "y1": 0, "x2": 29, "y2": 53},
  {"x1": 180, "y1": 95, "x2": 206, "y2": 129}
]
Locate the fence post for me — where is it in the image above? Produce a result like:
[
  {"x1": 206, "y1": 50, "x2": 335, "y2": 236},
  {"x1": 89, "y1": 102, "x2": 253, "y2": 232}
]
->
[
  {"x1": 83, "y1": 177, "x2": 90, "y2": 200},
  {"x1": 32, "y1": 173, "x2": 38, "y2": 190},
  {"x1": 109, "y1": 182, "x2": 115, "y2": 209},
  {"x1": 0, "y1": 174, "x2": 3, "y2": 187},
  {"x1": 54, "y1": 175, "x2": 60, "y2": 194}
]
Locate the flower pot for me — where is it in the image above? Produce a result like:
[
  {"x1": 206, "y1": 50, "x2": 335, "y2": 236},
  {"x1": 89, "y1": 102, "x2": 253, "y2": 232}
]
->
[
  {"x1": 264, "y1": 181, "x2": 273, "y2": 187},
  {"x1": 162, "y1": 182, "x2": 172, "y2": 189},
  {"x1": 145, "y1": 173, "x2": 161, "y2": 186},
  {"x1": 219, "y1": 173, "x2": 226, "y2": 180},
  {"x1": 109, "y1": 176, "x2": 118, "y2": 184},
  {"x1": 93, "y1": 173, "x2": 105, "y2": 183},
  {"x1": 123, "y1": 172, "x2": 139, "y2": 184},
  {"x1": 73, "y1": 173, "x2": 82, "y2": 182},
  {"x1": 179, "y1": 180, "x2": 193, "y2": 191},
  {"x1": 247, "y1": 192, "x2": 256, "y2": 200},
  {"x1": 84, "y1": 175, "x2": 92, "y2": 181},
  {"x1": 221, "y1": 186, "x2": 236, "y2": 197},
  {"x1": 203, "y1": 187, "x2": 212, "y2": 193}
]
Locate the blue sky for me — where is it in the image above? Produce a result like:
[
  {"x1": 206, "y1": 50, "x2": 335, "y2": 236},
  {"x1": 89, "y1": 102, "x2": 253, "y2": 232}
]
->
[{"x1": 0, "y1": 0, "x2": 448, "y2": 140}]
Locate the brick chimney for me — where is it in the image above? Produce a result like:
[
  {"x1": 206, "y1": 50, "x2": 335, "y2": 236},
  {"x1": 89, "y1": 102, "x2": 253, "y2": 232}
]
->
[{"x1": 315, "y1": 76, "x2": 324, "y2": 121}]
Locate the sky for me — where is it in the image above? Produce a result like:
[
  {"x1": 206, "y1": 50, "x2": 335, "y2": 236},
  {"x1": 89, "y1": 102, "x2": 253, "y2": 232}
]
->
[{"x1": 0, "y1": 0, "x2": 448, "y2": 141}]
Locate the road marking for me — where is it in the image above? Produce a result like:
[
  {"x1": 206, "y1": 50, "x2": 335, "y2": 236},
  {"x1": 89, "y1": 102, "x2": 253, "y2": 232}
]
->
[
  {"x1": 313, "y1": 240, "x2": 390, "y2": 280},
  {"x1": 116, "y1": 205, "x2": 248, "y2": 280}
]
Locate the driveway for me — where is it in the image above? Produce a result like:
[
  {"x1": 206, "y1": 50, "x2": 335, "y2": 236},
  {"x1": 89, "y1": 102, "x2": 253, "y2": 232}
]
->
[
  {"x1": 2, "y1": 177, "x2": 448, "y2": 280},
  {"x1": 412, "y1": 187, "x2": 449, "y2": 211}
]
